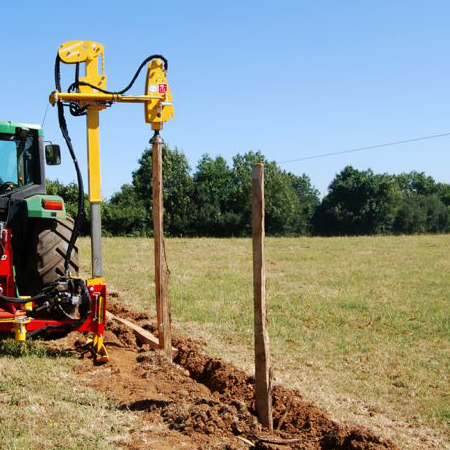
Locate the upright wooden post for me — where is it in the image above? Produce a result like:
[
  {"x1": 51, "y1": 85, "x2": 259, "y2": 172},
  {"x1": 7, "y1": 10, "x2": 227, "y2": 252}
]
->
[
  {"x1": 151, "y1": 131, "x2": 172, "y2": 363},
  {"x1": 252, "y1": 163, "x2": 273, "y2": 430}
]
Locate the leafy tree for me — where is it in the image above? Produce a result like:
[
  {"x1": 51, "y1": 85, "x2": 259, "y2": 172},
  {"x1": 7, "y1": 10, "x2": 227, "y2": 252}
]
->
[
  {"x1": 395, "y1": 171, "x2": 438, "y2": 196},
  {"x1": 131, "y1": 144, "x2": 195, "y2": 236},
  {"x1": 102, "y1": 184, "x2": 149, "y2": 236},
  {"x1": 314, "y1": 166, "x2": 401, "y2": 235},
  {"x1": 436, "y1": 183, "x2": 450, "y2": 206},
  {"x1": 288, "y1": 173, "x2": 320, "y2": 234},
  {"x1": 392, "y1": 193, "x2": 427, "y2": 234},
  {"x1": 392, "y1": 173, "x2": 450, "y2": 234},
  {"x1": 230, "y1": 151, "x2": 318, "y2": 236},
  {"x1": 423, "y1": 194, "x2": 450, "y2": 233},
  {"x1": 193, "y1": 155, "x2": 239, "y2": 236}
]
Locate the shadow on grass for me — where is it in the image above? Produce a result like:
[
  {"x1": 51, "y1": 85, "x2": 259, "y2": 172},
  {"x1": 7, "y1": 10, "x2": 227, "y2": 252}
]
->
[{"x1": 0, "y1": 332, "x2": 73, "y2": 358}]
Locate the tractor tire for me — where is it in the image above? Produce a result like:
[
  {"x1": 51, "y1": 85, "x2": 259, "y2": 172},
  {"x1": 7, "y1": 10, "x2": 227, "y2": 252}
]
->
[{"x1": 26, "y1": 216, "x2": 79, "y2": 293}]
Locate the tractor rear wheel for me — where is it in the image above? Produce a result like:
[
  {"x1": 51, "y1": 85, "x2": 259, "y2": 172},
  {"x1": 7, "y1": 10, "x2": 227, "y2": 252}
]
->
[{"x1": 26, "y1": 216, "x2": 79, "y2": 293}]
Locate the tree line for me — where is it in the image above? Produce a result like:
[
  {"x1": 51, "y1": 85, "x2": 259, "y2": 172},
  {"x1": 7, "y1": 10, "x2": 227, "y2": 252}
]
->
[{"x1": 47, "y1": 144, "x2": 450, "y2": 237}]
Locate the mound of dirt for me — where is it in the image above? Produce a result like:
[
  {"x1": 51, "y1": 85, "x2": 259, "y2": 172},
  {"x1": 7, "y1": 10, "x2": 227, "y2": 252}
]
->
[{"x1": 70, "y1": 302, "x2": 400, "y2": 450}]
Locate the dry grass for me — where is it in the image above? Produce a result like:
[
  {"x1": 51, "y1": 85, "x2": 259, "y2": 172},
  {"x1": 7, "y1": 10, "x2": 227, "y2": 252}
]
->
[
  {"x1": 79, "y1": 235, "x2": 450, "y2": 450},
  {"x1": 0, "y1": 340, "x2": 136, "y2": 450}
]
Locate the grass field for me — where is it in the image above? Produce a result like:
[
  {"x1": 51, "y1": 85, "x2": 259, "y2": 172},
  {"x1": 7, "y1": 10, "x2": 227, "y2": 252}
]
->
[
  {"x1": 78, "y1": 235, "x2": 450, "y2": 449},
  {"x1": 1, "y1": 235, "x2": 448, "y2": 449},
  {"x1": 0, "y1": 340, "x2": 135, "y2": 450}
]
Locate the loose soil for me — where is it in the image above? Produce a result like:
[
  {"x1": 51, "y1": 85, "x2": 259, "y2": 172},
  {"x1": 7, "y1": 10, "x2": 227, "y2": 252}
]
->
[{"x1": 53, "y1": 302, "x2": 401, "y2": 450}]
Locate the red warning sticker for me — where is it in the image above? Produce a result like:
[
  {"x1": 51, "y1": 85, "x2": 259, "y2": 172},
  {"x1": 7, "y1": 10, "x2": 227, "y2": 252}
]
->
[{"x1": 159, "y1": 84, "x2": 168, "y2": 93}]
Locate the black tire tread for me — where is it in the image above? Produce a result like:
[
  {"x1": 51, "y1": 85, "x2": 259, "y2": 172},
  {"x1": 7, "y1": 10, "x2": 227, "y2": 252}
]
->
[{"x1": 31, "y1": 216, "x2": 79, "y2": 288}]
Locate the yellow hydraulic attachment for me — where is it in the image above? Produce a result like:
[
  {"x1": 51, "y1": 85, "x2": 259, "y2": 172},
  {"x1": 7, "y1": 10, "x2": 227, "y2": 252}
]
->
[
  {"x1": 49, "y1": 41, "x2": 174, "y2": 362},
  {"x1": 50, "y1": 40, "x2": 174, "y2": 203},
  {"x1": 50, "y1": 40, "x2": 174, "y2": 127},
  {"x1": 145, "y1": 59, "x2": 174, "y2": 128}
]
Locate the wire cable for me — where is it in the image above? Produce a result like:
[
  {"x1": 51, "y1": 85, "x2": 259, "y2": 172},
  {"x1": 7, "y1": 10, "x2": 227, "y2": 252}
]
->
[
  {"x1": 277, "y1": 132, "x2": 450, "y2": 165},
  {"x1": 41, "y1": 102, "x2": 50, "y2": 127}
]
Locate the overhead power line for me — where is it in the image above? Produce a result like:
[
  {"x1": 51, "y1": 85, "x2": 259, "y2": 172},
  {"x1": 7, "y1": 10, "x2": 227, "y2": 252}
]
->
[{"x1": 277, "y1": 131, "x2": 450, "y2": 165}]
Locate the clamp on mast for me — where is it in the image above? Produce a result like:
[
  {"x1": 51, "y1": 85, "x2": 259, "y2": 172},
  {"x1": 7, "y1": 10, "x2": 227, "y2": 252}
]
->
[{"x1": 49, "y1": 40, "x2": 174, "y2": 278}]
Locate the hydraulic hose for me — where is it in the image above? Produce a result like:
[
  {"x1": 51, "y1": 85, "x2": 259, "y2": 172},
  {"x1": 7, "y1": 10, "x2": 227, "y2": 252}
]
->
[
  {"x1": 67, "y1": 54, "x2": 168, "y2": 96},
  {"x1": 0, "y1": 292, "x2": 46, "y2": 304},
  {"x1": 0, "y1": 281, "x2": 59, "y2": 305},
  {"x1": 54, "y1": 55, "x2": 85, "y2": 274}
]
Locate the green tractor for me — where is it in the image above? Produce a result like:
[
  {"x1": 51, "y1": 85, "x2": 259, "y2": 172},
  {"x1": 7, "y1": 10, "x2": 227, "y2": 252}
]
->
[{"x1": 0, "y1": 120, "x2": 78, "y2": 296}]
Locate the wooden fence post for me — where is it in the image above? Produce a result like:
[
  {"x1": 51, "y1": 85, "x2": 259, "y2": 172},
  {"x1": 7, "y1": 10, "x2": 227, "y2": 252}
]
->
[
  {"x1": 252, "y1": 163, "x2": 273, "y2": 430},
  {"x1": 151, "y1": 131, "x2": 172, "y2": 363}
]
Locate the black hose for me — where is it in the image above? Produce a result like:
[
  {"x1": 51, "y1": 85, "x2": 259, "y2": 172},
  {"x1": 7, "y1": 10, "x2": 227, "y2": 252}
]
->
[
  {"x1": 0, "y1": 292, "x2": 46, "y2": 304},
  {"x1": 67, "y1": 54, "x2": 168, "y2": 96},
  {"x1": 0, "y1": 281, "x2": 57, "y2": 304},
  {"x1": 54, "y1": 55, "x2": 85, "y2": 274}
]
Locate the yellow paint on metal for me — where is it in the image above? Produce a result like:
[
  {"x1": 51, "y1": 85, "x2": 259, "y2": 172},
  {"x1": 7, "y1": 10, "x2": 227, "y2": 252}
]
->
[
  {"x1": 59, "y1": 41, "x2": 104, "y2": 65},
  {"x1": 93, "y1": 294, "x2": 109, "y2": 363},
  {"x1": 51, "y1": 41, "x2": 174, "y2": 131},
  {"x1": 145, "y1": 59, "x2": 175, "y2": 129},
  {"x1": 22, "y1": 301, "x2": 33, "y2": 312},
  {"x1": 93, "y1": 333, "x2": 109, "y2": 363},
  {"x1": 87, "y1": 277, "x2": 106, "y2": 286},
  {"x1": 86, "y1": 108, "x2": 102, "y2": 203},
  {"x1": 14, "y1": 323, "x2": 26, "y2": 341},
  {"x1": 56, "y1": 41, "x2": 109, "y2": 205},
  {"x1": 50, "y1": 92, "x2": 162, "y2": 104},
  {"x1": 13, "y1": 317, "x2": 31, "y2": 342},
  {"x1": 58, "y1": 41, "x2": 107, "y2": 96},
  {"x1": 97, "y1": 294, "x2": 105, "y2": 326}
]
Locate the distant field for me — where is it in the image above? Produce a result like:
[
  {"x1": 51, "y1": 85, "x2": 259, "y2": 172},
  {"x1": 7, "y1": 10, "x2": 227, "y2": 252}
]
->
[{"x1": 80, "y1": 235, "x2": 450, "y2": 450}]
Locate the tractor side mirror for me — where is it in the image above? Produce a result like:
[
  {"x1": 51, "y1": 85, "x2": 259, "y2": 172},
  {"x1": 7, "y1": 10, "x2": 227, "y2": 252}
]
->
[{"x1": 45, "y1": 144, "x2": 61, "y2": 165}]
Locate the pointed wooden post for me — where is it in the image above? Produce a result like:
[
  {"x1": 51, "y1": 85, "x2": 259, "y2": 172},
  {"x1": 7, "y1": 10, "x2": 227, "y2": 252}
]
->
[
  {"x1": 151, "y1": 131, "x2": 172, "y2": 363},
  {"x1": 252, "y1": 163, "x2": 273, "y2": 430}
]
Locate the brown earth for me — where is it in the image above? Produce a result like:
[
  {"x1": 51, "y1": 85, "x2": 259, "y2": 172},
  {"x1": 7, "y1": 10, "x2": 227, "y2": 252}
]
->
[{"x1": 55, "y1": 302, "x2": 401, "y2": 450}]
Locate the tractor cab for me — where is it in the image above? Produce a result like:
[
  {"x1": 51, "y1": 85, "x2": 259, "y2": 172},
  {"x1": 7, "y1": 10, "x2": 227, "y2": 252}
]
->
[
  {"x1": 0, "y1": 121, "x2": 69, "y2": 297},
  {"x1": 0, "y1": 121, "x2": 61, "y2": 199},
  {"x1": 0, "y1": 128, "x2": 39, "y2": 195}
]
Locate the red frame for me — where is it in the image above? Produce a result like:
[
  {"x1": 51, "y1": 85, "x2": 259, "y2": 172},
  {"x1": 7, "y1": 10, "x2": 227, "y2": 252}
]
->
[{"x1": 0, "y1": 227, "x2": 107, "y2": 338}]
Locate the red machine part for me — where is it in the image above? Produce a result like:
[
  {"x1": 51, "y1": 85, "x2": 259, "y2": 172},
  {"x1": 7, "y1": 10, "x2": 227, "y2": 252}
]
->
[
  {"x1": 0, "y1": 227, "x2": 18, "y2": 317},
  {"x1": 18, "y1": 280, "x2": 107, "y2": 334},
  {"x1": 0, "y1": 225, "x2": 107, "y2": 343}
]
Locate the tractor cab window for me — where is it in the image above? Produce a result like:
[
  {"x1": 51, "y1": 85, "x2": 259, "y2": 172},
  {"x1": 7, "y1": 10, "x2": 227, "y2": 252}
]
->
[{"x1": 0, "y1": 132, "x2": 38, "y2": 194}]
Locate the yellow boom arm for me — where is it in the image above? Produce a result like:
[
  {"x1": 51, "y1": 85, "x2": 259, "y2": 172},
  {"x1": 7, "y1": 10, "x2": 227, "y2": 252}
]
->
[
  {"x1": 50, "y1": 40, "x2": 174, "y2": 128},
  {"x1": 49, "y1": 40, "x2": 174, "y2": 204}
]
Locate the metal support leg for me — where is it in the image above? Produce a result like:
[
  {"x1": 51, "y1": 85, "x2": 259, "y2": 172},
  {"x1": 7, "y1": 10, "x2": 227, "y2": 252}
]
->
[
  {"x1": 90, "y1": 202, "x2": 103, "y2": 278},
  {"x1": 86, "y1": 107, "x2": 103, "y2": 278}
]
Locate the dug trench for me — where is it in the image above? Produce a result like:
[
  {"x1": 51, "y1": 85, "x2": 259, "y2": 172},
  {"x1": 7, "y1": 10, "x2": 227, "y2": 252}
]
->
[{"x1": 55, "y1": 302, "x2": 400, "y2": 450}]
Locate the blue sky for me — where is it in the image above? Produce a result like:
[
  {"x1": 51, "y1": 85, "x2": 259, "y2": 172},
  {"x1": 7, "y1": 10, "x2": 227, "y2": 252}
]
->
[{"x1": 1, "y1": 1, "x2": 449, "y2": 197}]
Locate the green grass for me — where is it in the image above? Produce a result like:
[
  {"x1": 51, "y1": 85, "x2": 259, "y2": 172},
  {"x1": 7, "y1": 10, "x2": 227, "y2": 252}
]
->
[
  {"x1": 0, "y1": 338, "x2": 135, "y2": 450},
  {"x1": 79, "y1": 235, "x2": 450, "y2": 449}
]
